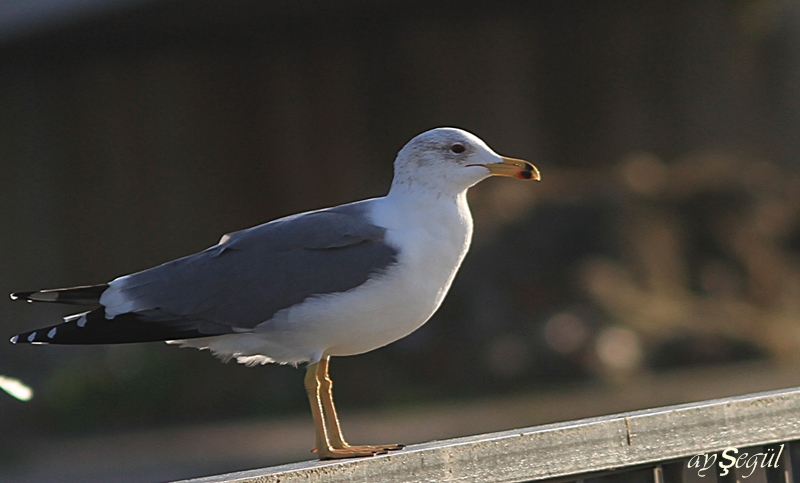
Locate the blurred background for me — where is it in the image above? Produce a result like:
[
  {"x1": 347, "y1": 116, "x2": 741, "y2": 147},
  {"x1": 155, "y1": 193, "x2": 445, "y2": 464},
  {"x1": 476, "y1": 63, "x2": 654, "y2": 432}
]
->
[{"x1": 2, "y1": 0, "x2": 800, "y2": 481}]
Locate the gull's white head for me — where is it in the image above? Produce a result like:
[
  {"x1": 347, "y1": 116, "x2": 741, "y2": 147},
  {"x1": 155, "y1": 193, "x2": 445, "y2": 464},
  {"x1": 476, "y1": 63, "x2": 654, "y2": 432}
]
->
[{"x1": 389, "y1": 127, "x2": 539, "y2": 197}]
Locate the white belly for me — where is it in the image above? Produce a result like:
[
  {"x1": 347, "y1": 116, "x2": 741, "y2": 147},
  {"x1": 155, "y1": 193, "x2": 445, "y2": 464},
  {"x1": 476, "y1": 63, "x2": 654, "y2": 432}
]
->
[{"x1": 317, "y1": 224, "x2": 469, "y2": 356}]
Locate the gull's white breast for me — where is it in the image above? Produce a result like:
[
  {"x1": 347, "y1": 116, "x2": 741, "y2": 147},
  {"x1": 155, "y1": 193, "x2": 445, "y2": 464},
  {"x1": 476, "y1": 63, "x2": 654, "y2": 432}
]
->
[{"x1": 320, "y1": 192, "x2": 473, "y2": 356}]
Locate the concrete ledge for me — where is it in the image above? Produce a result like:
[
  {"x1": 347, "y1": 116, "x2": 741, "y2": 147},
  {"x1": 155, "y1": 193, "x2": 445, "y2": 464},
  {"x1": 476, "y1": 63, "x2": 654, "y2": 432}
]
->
[{"x1": 173, "y1": 386, "x2": 800, "y2": 483}]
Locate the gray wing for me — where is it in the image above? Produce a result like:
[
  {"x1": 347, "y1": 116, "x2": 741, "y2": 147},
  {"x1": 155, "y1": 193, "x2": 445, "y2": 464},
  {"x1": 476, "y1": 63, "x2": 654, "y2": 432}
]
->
[{"x1": 101, "y1": 200, "x2": 398, "y2": 331}]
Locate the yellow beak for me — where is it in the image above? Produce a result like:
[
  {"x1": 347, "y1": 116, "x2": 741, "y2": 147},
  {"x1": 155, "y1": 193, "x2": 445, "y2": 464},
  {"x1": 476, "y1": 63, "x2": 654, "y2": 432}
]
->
[{"x1": 471, "y1": 156, "x2": 541, "y2": 180}]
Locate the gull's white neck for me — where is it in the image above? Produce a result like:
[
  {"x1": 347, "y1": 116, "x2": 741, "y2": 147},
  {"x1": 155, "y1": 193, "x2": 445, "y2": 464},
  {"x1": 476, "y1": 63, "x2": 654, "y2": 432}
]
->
[
  {"x1": 374, "y1": 187, "x2": 474, "y2": 296},
  {"x1": 382, "y1": 185, "x2": 474, "y2": 239}
]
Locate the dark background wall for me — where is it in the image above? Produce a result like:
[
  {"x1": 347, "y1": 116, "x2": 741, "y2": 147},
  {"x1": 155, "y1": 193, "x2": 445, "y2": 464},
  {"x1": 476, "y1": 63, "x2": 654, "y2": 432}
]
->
[{"x1": 2, "y1": 0, "x2": 800, "y2": 481}]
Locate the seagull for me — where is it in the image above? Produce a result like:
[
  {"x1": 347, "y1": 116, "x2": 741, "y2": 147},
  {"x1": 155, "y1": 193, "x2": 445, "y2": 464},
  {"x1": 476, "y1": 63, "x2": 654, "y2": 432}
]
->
[{"x1": 10, "y1": 127, "x2": 539, "y2": 459}]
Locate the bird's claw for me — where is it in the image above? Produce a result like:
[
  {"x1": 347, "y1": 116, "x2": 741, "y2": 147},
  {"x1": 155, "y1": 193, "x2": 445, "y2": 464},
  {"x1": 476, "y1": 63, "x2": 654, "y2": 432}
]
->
[{"x1": 317, "y1": 443, "x2": 405, "y2": 459}]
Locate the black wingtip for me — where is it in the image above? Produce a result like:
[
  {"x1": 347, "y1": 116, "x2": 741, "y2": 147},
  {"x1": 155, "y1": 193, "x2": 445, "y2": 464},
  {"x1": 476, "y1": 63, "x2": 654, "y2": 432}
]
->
[
  {"x1": 9, "y1": 285, "x2": 107, "y2": 305},
  {"x1": 9, "y1": 307, "x2": 231, "y2": 345},
  {"x1": 11, "y1": 328, "x2": 53, "y2": 345}
]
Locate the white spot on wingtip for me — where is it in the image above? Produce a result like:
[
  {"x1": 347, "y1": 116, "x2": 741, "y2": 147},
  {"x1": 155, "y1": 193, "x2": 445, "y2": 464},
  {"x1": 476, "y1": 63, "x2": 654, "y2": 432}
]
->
[
  {"x1": 26, "y1": 332, "x2": 36, "y2": 342},
  {"x1": 10, "y1": 335, "x2": 18, "y2": 344},
  {"x1": 64, "y1": 311, "x2": 88, "y2": 324},
  {"x1": 47, "y1": 328, "x2": 57, "y2": 339},
  {"x1": 9, "y1": 293, "x2": 18, "y2": 300}
]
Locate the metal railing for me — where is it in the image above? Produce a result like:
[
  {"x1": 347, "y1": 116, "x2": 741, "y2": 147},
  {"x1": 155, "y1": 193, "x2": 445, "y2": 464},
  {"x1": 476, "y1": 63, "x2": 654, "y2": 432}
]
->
[{"x1": 174, "y1": 386, "x2": 800, "y2": 483}]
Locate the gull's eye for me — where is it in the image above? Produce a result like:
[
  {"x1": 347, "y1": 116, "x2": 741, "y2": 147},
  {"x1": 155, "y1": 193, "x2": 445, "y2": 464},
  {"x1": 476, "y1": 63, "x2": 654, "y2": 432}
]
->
[{"x1": 450, "y1": 143, "x2": 466, "y2": 154}]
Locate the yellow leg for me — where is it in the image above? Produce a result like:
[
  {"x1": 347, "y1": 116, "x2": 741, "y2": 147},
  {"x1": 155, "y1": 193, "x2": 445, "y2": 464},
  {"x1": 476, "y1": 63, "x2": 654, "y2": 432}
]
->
[
  {"x1": 305, "y1": 357, "x2": 405, "y2": 460},
  {"x1": 303, "y1": 361, "x2": 330, "y2": 455},
  {"x1": 317, "y1": 357, "x2": 349, "y2": 448}
]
